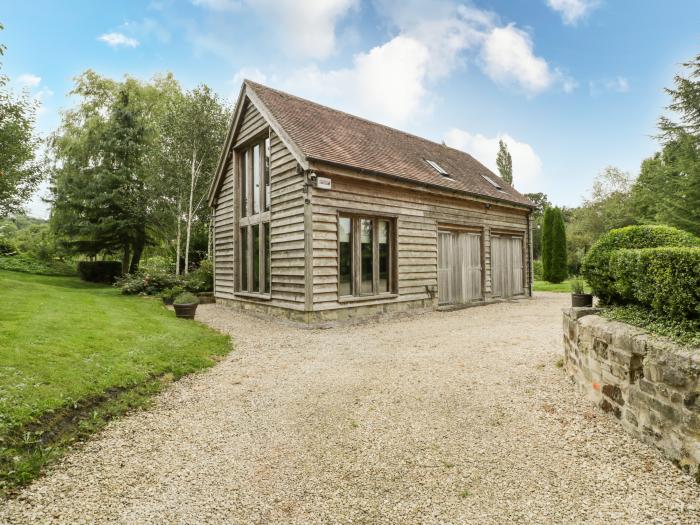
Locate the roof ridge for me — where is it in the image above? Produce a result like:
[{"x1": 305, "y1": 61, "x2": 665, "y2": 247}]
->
[{"x1": 243, "y1": 79, "x2": 485, "y2": 164}]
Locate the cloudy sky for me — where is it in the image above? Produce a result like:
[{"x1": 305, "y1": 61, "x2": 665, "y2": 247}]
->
[{"x1": 3, "y1": 0, "x2": 699, "y2": 218}]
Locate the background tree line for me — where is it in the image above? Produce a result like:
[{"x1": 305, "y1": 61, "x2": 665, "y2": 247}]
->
[
  {"x1": 49, "y1": 71, "x2": 230, "y2": 275},
  {"x1": 523, "y1": 54, "x2": 700, "y2": 279}
]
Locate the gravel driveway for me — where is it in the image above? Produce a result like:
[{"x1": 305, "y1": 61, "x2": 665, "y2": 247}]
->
[{"x1": 2, "y1": 293, "x2": 699, "y2": 524}]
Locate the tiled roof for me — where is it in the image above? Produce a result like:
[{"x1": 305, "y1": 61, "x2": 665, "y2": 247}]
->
[{"x1": 246, "y1": 81, "x2": 534, "y2": 208}]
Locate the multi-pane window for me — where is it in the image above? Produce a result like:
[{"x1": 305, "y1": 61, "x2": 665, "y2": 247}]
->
[
  {"x1": 338, "y1": 215, "x2": 395, "y2": 297},
  {"x1": 238, "y1": 135, "x2": 271, "y2": 295}
]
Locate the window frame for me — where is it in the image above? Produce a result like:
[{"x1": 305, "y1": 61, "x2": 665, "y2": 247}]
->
[
  {"x1": 236, "y1": 132, "x2": 272, "y2": 299},
  {"x1": 336, "y1": 212, "x2": 398, "y2": 301}
]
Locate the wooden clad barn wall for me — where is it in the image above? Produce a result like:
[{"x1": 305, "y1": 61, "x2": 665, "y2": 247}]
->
[
  {"x1": 212, "y1": 98, "x2": 306, "y2": 309},
  {"x1": 268, "y1": 131, "x2": 306, "y2": 308},
  {"x1": 309, "y1": 173, "x2": 529, "y2": 311},
  {"x1": 213, "y1": 157, "x2": 235, "y2": 298}
]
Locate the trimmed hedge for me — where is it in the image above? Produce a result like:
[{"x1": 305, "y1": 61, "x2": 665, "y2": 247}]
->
[
  {"x1": 77, "y1": 261, "x2": 123, "y2": 283},
  {"x1": 581, "y1": 225, "x2": 700, "y2": 303},
  {"x1": 610, "y1": 247, "x2": 700, "y2": 320}
]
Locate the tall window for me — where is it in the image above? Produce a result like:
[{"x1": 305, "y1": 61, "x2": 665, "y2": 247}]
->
[
  {"x1": 238, "y1": 134, "x2": 271, "y2": 295},
  {"x1": 338, "y1": 215, "x2": 395, "y2": 297}
]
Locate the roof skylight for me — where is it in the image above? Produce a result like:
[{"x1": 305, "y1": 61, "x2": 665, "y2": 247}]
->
[
  {"x1": 425, "y1": 159, "x2": 449, "y2": 176},
  {"x1": 481, "y1": 174, "x2": 503, "y2": 190}
]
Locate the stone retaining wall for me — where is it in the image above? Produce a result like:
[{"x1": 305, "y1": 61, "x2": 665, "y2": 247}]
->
[{"x1": 563, "y1": 308, "x2": 700, "y2": 481}]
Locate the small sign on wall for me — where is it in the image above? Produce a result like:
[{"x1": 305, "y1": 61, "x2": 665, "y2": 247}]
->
[{"x1": 316, "y1": 176, "x2": 332, "y2": 190}]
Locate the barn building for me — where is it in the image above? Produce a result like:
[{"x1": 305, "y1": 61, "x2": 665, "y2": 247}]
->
[{"x1": 208, "y1": 81, "x2": 535, "y2": 323}]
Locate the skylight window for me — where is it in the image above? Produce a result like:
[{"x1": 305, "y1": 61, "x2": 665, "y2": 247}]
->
[
  {"x1": 425, "y1": 159, "x2": 449, "y2": 176},
  {"x1": 482, "y1": 174, "x2": 503, "y2": 190}
]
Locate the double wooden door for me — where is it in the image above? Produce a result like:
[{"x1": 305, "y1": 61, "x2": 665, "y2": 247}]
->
[
  {"x1": 437, "y1": 231, "x2": 482, "y2": 305},
  {"x1": 491, "y1": 235, "x2": 524, "y2": 298}
]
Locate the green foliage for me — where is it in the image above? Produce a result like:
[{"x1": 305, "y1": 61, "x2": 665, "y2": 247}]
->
[
  {"x1": 184, "y1": 257, "x2": 213, "y2": 293},
  {"x1": 533, "y1": 278, "x2": 590, "y2": 293},
  {"x1": 76, "y1": 261, "x2": 123, "y2": 283},
  {"x1": 115, "y1": 269, "x2": 181, "y2": 295},
  {"x1": 0, "y1": 25, "x2": 44, "y2": 217},
  {"x1": 609, "y1": 247, "x2": 700, "y2": 319},
  {"x1": 533, "y1": 259, "x2": 543, "y2": 280},
  {"x1": 0, "y1": 270, "x2": 230, "y2": 492},
  {"x1": 542, "y1": 207, "x2": 568, "y2": 283},
  {"x1": 140, "y1": 255, "x2": 175, "y2": 274},
  {"x1": 0, "y1": 215, "x2": 67, "y2": 261},
  {"x1": 581, "y1": 225, "x2": 700, "y2": 303},
  {"x1": 602, "y1": 305, "x2": 700, "y2": 348},
  {"x1": 570, "y1": 276, "x2": 586, "y2": 294},
  {"x1": 524, "y1": 192, "x2": 550, "y2": 259},
  {"x1": 161, "y1": 285, "x2": 184, "y2": 302},
  {"x1": 0, "y1": 236, "x2": 16, "y2": 255},
  {"x1": 0, "y1": 254, "x2": 75, "y2": 276},
  {"x1": 496, "y1": 139, "x2": 513, "y2": 185},
  {"x1": 174, "y1": 291, "x2": 199, "y2": 305}
]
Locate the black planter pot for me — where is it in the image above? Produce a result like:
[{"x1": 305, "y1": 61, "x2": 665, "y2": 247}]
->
[
  {"x1": 571, "y1": 293, "x2": 593, "y2": 308},
  {"x1": 174, "y1": 303, "x2": 198, "y2": 319},
  {"x1": 162, "y1": 297, "x2": 174, "y2": 306}
]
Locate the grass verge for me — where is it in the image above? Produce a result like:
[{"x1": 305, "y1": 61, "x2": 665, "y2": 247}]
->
[
  {"x1": 533, "y1": 279, "x2": 591, "y2": 293},
  {"x1": 0, "y1": 270, "x2": 231, "y2": 496}
]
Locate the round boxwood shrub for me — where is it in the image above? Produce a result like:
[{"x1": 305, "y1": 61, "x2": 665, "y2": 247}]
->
[
  {"x1": 173, "y1": 292, "x2": 199, "y2": 305},
  {"x1": 581, "y1": 225, "x2": 700, "y2": 303}
]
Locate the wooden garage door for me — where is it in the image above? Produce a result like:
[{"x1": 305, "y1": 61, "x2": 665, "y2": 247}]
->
[
  {"x1": 438, "y1": 231, "x2": 482, "y2": 305},
  {"x1": 491, "y1": 235, "x2": 524, "y2": 298}
]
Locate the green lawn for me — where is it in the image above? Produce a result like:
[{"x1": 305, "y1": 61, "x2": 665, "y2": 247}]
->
[
  {"x1": 0, "y1": 270, "x2": 231, "y2": 493},
  {"x1": 533, "y1": 279, "x2": 591, "y2": 293}
]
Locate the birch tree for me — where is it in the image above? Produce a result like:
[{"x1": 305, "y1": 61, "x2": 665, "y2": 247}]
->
[{"x1": 161, "y1": 86, "x2": 228, "y2": 274}]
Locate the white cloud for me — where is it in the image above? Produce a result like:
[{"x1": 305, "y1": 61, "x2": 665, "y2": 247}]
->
[
  {"x1": 480, "y1": 24, "x2": 572, "y2": 95},
  {"x1": 247, "y1": 0, "x2": 357, "y2": 60},
  {"x1": 98, "y1": 32, "x2": 140, "y2": 48},
  {"x1": 546, "y1": 0, "x2": 599, "y2": 25},
  {"x1": 285, "y1": 35, "x2": 431, "y2": 126},
  {"x1": 16, "y1": 74, "x2": 41, "y2": 88},
  {"x1": 589, "y1": 75, "x2": 629, "y2": 96},
  {"x1": 444, "y1": 128, "x2": 542, "y2": 191}
]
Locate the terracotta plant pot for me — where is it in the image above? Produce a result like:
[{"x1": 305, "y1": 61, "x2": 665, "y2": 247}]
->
[
  {"x1": 173, "y1": 303, "x2": 198, "y2": 319},
  {"x1": 571, "y1": 293, "x2": 593, "y2": 308}
]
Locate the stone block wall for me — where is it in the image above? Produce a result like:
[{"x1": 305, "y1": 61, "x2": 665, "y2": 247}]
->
[{"x1": 563, "y1": 308, "x2": 700, "y2": 481}]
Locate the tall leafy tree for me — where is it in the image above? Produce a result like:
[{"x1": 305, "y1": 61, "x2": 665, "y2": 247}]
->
[
  {"x1": 0, "y1": 22, "x2": 43, "y2": 217},
  {"x1": 50, "y1": 72, "x2": 153, "y2": 273},
  {"x1": 496, "y1": 139, "x2": 513, "y2": 185},
  {"x1": 542, "y1": 207, "x2": 568, "y2": 283},
  {"x1": 654, "y1": 54, "x2": 700, "y2": 236},
  {"x1": 155, "y1": 85, "x2": 229, "y2": 274}
]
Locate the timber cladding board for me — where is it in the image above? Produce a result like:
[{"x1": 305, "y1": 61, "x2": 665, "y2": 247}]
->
[{"x1": 309, "y1": 173, "x2": 529, "y2": 309}]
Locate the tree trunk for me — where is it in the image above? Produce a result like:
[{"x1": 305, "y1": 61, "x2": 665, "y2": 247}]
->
[
  {"x1": 129, "y1": 230, "x2": 145, "y2": 274},
  {"x1": 184, "y1": 150, "x2": 196, "y2": 275},
  {"x1": 175, "y1": 198, "x2": 182, "y2": 276},
  {"x1": 121, "y1": 244, "x2": 131, "y2": 275}
]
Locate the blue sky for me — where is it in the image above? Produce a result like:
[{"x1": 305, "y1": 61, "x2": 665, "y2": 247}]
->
[{"x1": 2, "y1": 0, "x2": 699, "y2": 218}]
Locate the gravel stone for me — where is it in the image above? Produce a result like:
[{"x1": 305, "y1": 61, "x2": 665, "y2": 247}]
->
[{"x1": 2, "y1": 293, "x2": 699, "y2": 524}]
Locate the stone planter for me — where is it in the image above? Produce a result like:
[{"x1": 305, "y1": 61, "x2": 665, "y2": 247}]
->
[
  {"x1": 174, "y1": 303, "x2": 198, "y2": 319},
  {"x1": 571, "y1": 293, "x2": 593, "y2": 308}
]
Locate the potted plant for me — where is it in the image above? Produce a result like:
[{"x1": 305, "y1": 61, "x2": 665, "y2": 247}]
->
[
  {"x1": 161, "y1": 286, "x2": 184, "y2": 306},
  {"x1": 570, "y1": 276, "x2": 593, "y2": 307},
  {"x1": 173, "y1": 292, "x2": 200, "y2": 319}
]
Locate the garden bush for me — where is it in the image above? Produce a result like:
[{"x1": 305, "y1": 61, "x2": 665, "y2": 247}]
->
[
  {"x1": 116, "y1": 270, "x2": 181, "y2": 295},
  {"x1": 0, "y1": 254, "x2": 76, "y2": 276},
  {"x1": 610, "y1": 247, "x2": 700, "y2": 320},
  {"x1": 0, "y1": 237, "x2": 17, "y2": 256},
  {"x1": 533, "y1": 259, "x2": 543, "y2": 280},
  {"x1": 184, "y1": 258, "x2": 213, "y2": 293},
  {"x1": 174, "y1": 292, "x2": 199, "y2": 305},
  {"x1": 76, "y1": 261, "x2": 123, "y2": 283},
  {"x1": 581, "y1": 225, "x2": 700, "y2": 303}
]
